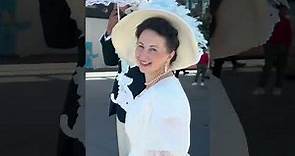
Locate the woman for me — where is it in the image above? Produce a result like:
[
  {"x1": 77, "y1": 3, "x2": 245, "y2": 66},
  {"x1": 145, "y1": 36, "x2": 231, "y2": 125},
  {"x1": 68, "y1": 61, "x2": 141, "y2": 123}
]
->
[{"x1": 111, "y1": 9, "x2": 199, "y2": 156}]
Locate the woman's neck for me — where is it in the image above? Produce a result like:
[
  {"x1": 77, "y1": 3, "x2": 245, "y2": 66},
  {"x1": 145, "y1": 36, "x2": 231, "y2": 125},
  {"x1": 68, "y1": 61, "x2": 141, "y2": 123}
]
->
[
  {"x1": 144, "y1": 69, "x2": 173, "y2": 89},
  {"x1": 145, "y1": 69, "x2": 164, "y2": 83}
]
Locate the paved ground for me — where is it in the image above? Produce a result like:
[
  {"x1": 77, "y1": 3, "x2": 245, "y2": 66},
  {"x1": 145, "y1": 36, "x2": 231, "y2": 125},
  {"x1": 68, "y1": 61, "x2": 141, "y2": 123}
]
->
[
  {"x1": 221, "y1": 66, "x2": 295, "y2": 156},
  {"x1": 0, "y1": 63, "x2": 76, "y2": 156}
]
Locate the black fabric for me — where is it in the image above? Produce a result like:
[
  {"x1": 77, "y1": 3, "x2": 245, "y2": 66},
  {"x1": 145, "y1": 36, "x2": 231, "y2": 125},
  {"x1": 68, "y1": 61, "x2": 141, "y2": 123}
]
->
[
  {"x1": 77, "y1": 36, "x2": 86, "y2": 67},
  {"x1": 110, "y1": 67, "x2": 145, "y2": 123},
  {"x1": 57, "y1": 38, "x2": 85, "y2": 155},
  {"x1": 62, "y1": 78, "x2": 80, "y2": 128},
  {"x1": 39, "y1": 0, "x2": 82, "y2": 49},
  {"x1": 38, "y1": 0, "x2": 85, "y2": 155},
  {"x1": 99, "y1": 36, "x2": 120, "y2": 66},
  {"x1": 100, "y1": 36, "x2": 145, "y2": 123},
  {"x1": 57, "y1": 76, "x2": 85, "y2": 156},
  {"x1": 57, "y1": 131, "x2": 85, "y2": 156}
]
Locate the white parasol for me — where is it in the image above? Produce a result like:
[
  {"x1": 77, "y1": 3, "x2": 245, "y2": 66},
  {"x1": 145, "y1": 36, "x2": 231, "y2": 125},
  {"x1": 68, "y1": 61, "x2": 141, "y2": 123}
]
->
[{"x1": 85, "y1": 0, "x2": 147, "y2": 21}]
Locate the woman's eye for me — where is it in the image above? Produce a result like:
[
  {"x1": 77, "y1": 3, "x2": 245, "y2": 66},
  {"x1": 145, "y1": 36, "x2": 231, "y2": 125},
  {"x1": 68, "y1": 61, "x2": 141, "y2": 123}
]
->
[
  {"x1": 137, "y1": 45, "x2": 144, "y2": 48},
  {"x1": 150, "y1": 48, "x2": 157, "y2": 52}
]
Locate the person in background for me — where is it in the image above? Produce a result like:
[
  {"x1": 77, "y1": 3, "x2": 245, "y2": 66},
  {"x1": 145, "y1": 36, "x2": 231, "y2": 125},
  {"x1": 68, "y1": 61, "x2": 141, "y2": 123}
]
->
[
  {"x1": 192, "y1": 50, "x2": 210, "y2": 86},
  {"x1": 253, "y1": 4, "x2": 292, "y2": 96}
]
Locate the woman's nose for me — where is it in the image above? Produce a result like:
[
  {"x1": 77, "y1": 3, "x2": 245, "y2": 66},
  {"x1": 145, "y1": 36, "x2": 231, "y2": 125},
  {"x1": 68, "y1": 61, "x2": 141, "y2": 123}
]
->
[{"x1": 137, "y1": 48, "x2": 148, "y2": 59}]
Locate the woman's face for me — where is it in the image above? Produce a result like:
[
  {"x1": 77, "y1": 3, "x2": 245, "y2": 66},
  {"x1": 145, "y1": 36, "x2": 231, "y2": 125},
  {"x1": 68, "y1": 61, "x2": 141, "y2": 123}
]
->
[{"x1": 135, "y1": 29, "x2": 175, "y2": 76}]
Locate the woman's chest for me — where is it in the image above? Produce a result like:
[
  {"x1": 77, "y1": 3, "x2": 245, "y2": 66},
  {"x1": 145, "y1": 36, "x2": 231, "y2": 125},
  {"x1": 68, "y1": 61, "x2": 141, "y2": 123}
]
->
[{"x1": 125, "y1": 91, "x2": 153, "y2": 139}]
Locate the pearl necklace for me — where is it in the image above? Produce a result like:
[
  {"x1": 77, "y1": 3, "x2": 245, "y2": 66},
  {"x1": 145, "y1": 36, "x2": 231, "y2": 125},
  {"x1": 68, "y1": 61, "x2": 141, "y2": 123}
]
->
[{"x1": 144, "y1": 71, "x2": 174, "y2": 89}]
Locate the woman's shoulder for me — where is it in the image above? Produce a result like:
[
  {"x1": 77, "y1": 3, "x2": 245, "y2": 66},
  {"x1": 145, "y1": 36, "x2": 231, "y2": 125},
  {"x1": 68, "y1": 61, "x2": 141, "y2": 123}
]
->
[
  {"x1": 150, "y1": 76, "x2": 190, "y2": 117},
  {"x1": 153, "y1": 76, "x2": 186, "y2": 98}
]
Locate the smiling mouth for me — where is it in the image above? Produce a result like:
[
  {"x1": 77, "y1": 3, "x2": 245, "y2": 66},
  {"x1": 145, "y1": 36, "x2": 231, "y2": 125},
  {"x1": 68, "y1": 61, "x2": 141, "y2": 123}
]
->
[{"x1": 139, "y1": 61, "x2": 152, "y2": 67}]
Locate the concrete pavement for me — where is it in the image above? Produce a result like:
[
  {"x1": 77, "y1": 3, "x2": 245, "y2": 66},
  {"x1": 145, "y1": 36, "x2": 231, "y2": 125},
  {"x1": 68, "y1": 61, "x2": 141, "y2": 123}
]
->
[
  {"x1": 221, "y1": 66, "x2": 295, "y2": 156},
  {"x1": 0, "y1": 63, "x2": 75, "y2": 156}
]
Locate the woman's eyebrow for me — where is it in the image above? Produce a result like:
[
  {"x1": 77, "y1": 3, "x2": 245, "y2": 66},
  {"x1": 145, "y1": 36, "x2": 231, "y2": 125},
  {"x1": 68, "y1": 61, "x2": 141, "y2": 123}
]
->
[{"x1": 149, "y1": 44, "x2": 159, "y2": 48}]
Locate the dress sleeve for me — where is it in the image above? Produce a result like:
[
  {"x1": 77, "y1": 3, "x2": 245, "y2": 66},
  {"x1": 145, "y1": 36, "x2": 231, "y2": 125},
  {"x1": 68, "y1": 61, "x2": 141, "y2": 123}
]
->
[
  {"x1": 99, "y1": 33, "x2": 119, "y2": 66},
  {"x1": 143, "y1": 95, "x2": 190, "y2": 156}
]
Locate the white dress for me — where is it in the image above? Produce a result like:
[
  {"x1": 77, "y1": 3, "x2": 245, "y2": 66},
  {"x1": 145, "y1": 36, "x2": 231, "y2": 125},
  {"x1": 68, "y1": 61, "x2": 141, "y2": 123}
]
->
[{"x1": 112, "y1": 75, "x2": 191, "y2": 156}]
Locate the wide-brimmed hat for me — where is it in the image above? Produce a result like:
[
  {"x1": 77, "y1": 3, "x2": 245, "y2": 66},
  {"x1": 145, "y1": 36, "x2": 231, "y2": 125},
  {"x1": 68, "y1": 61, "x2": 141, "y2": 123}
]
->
[{"x1": 111, "y1": 9, "x2": 198, "y2": 70}]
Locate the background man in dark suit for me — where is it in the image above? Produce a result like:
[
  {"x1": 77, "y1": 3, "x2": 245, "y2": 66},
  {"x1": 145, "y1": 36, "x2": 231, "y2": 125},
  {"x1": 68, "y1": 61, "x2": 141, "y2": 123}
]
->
[{"x1": 99, "y1": 5, "x2": 145, "y2": 156}]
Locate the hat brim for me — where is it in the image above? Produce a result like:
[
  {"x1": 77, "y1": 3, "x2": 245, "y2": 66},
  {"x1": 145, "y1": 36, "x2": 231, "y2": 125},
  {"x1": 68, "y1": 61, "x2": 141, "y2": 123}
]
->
[{"x1": 112, "y1": 9, "x2": 198, "y2": 70}]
